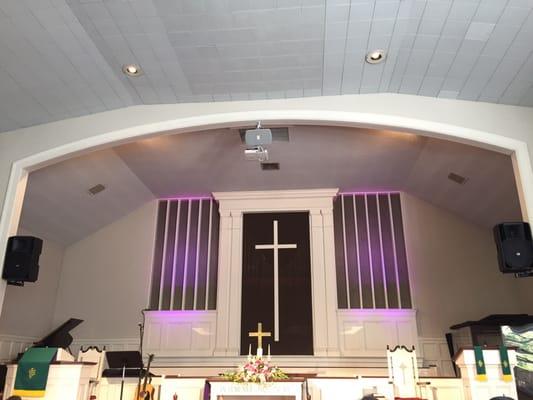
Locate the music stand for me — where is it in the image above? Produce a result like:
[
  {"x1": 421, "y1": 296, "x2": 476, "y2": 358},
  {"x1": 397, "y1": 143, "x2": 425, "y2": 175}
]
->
[{"x1": 105, "y1": 351, "x2": 143, "y2": 400}]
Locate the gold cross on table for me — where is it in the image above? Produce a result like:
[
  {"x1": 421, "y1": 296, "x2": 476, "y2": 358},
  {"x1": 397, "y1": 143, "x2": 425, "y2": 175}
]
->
[{"x1": 249, "y1": 322, "x2": 271, "y2": 349}]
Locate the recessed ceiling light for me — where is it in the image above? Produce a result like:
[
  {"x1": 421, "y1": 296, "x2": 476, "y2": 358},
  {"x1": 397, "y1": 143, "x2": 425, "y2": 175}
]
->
[
  {"x1": 122, "y1": 64, "x2": 143, "y2": 77},
  {"x1": 365, "y1": 49, "x2": 386, "y2": 64}
]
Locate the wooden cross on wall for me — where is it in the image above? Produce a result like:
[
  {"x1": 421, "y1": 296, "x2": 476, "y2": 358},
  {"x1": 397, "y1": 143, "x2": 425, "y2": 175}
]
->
[{"x1": 255, "y1": 220, "x2": 297, "y2": 342}]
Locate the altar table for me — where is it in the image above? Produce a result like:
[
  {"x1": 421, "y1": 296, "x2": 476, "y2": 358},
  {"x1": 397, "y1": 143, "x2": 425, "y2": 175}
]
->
[{"x1": 208, "y1": 378, "x2": 304, "y2": 400}]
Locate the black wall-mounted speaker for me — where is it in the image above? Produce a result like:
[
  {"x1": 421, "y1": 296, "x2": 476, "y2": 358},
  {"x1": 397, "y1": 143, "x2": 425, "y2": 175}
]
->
[
  {"x1": 2, "y1": 236, "x2": 43, "y2": 283},
  {"x1": 494, "y1": 222, "x2": 533, "y2": 273}
]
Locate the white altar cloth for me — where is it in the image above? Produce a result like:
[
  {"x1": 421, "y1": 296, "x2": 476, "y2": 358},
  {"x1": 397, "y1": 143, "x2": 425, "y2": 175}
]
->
[{"x1": 208, "y1": 379, "x2": 304, "y2": 400}]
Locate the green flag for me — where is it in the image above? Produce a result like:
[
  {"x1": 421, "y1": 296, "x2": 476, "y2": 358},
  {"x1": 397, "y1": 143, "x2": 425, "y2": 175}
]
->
[
  {"x1": 474, "y1": 346, "x2": 487, "y2": 381},
  {"x1": 499, "y1": 346, "x2": 513, "y2": 382},
  {"x1": 14, "y1": 347, "x2": 57, "y2": 397}
]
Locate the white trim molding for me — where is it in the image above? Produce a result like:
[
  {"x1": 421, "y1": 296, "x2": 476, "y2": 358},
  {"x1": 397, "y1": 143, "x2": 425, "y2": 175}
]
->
[{"x1": 213, "y1": 188, "x2": 340, "y2": 357}]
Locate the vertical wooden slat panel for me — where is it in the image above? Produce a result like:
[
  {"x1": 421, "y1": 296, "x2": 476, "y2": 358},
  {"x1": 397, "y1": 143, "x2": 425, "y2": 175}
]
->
[
  {"x1": 193, "y1": 200, "x2": 203, "y2": 309},
  {"x1": 353, "y1": 195, "x2": 363, "y2": 309},
  {"x1": 173, "y1": 200, "x2": 189, "y2": 310},
  {"x1": 160, "y1": 201, "x2": 178, "y2": 310},
  {"x1": 376, "y1": 194, "x2": 389, "y2": 308},
  {"x1": 343, "y1": 195, "x2": 361, "y2": 308},
  {"x1": 208, "y1": 202, "x2": 220, "y2": 310},
  {"x1": 158, "y1": 201, "x2": 171, "y2": 310},
  {"x1": 333, "y1": 196, "x2": 348, "y2": 308},
  {"x1": 356, "y1": 195, "x2": 373, "y2": 308},
  {"x1": 391, "y1": 193, "x2": 412, "y2": 308},
  {"x1": 196, "y1": 200, "x2": 210, "y2": 310},
  {"x1": 379, "y1": 194, "x2": 399, "y2": 308},
  {"x1": 184, "y1": 200, "x2": 200, "y2": 309},
  {"x1": 149, "y1": 201, "x2": 167, "y2": 309},
  {"x1": 333, "y1": 193, "x2": 412, "y2": 310},
  {"x1": 205, "y1": 199, "x2": 213, "y2": 310},
  {"x1": 170, "y1": 200, "x2": 181, "y2": 309},
  {"x1": 367, "y1": 194, "x2": 385, "y2": 308}
]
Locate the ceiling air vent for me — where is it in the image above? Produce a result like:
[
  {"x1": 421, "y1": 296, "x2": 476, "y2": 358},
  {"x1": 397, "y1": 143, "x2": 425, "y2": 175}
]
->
[
  {"x1": 448, "y1": 172, "x2": 468, "y2": 185},
  {"x1": 88, "y1": 183, "x2": 106, "y2": 195},
  {"x1": 239, "y1": 127, "x2": 289, "y2": 142},
  {"x1": 261, "y1": 162, "x2": 280, "y2": 171}
]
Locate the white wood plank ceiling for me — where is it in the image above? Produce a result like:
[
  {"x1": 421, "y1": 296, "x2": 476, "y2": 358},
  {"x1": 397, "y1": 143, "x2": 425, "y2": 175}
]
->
[{"x1": 1, "y1": 0, "x2": 533, "y2": 133}]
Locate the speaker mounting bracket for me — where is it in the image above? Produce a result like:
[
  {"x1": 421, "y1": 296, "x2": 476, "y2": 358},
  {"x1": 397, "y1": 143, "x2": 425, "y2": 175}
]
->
[
  {"x1": 514, "y1": 270, "x2": 533, "y2": 278},
  {"x1": 6, "y1": 280, "x2": 25, "y2": 287}
]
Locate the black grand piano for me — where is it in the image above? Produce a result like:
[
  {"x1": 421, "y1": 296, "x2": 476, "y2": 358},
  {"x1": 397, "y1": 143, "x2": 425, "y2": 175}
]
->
[{"x1": 33, "y1": 318, "x2": 84, "y2": 351}]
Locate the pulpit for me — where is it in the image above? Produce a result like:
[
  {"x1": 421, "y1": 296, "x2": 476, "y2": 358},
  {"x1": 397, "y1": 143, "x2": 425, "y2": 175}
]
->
[
  {"x1": 3, "y1": 352, "x2": 95, "y2": 400},
  {"x1": 454, "y1": 347, "x2": 518, "y2": 400}
]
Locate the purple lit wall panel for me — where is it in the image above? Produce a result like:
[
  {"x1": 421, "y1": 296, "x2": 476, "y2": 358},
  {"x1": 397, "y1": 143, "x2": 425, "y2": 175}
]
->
[
  {"x1": 160, "y1": 201, "x2": 178, "y2": 310},
  {"x1": 391, "y1": 194, "x2": 412, "y2": 308},
  {"x1": 334, "y1": 192, "x2": 412, "y2": 309},
  {"x1": 333, "y1": 197, "x2": 348, "y2": 309},
  {"x1": 367, "y1": 195, "x2": 386, "y2": 308},
  {"x1": 195, "y1": 199, "x2": 211, "y2": 309},
  {"x1": 149, "y1": 201, "x2": 167, "y2": 309},
  {"x1": 207, "y1": 208, "x2": 219, "y2": 310},
  {"x1": 343, "y1": 195, "x2": 361, "y2": 309},
  {"x1": 378, "y1": 194, "x2": 400, "y2": 308},
  {"x1": 184, "y1": 200, "x2": 200, "y2": 309},
  {"x1": 149, "y1": 198, "x2": 219, "y2": 311},
  {"x1": 172, "y1": 201, "x2": 189, "y2": 310},
  {"x1": 355, "y1": 195, "x2": 374, "y2": 308}
]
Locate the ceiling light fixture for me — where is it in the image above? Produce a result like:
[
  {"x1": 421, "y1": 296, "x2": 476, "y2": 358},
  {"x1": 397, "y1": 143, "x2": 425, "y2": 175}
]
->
[
  {"x1": 122, "y1": 64, "x2": 143, "y2": 77},
  {"x1": 365, "y1": 49, "x2": 386, "y2": 64}
]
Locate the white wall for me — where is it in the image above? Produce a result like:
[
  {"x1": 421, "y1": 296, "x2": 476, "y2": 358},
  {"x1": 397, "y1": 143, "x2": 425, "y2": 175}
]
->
[
  {"x1": 52, "y1": 200, "x2": 158, "y2": 340},
  {"x1": 0, "y1": 229, "x2": 64, "y2": 337},
  {"x1": 402, "y1": 192, "x2": 532, "y2": 339}
]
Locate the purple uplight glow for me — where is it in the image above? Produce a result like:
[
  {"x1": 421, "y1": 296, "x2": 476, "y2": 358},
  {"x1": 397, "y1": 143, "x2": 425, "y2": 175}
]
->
[
  {"x1": 145, "y1": 309, "x2": 213, "y2": 321},
  {"x1": 339, "y1": 190, "x2": 401, "y2": 196},
  {"x1": 343, "y1": 308, "x2": 414, "y2": 317},
  {"x1": 159, "y1": 195, "x2": 213, "y2": 201}
]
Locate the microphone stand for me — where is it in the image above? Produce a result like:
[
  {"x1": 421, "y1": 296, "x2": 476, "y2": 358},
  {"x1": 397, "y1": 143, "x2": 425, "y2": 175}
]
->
[{"x1": 136, "y1": 310, "x2": 147, "y2": 398}]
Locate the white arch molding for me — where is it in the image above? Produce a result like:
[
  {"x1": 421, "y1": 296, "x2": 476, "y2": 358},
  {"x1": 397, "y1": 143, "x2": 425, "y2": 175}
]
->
[{"x1": 1, "y1": 108, "x2": 532, "y2": 312}]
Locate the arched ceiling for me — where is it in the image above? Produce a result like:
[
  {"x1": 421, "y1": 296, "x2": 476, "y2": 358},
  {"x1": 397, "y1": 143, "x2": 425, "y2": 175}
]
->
[
  {"x1": 19, "y1": 125, "x2": 522, "y2": 245},
  {"x1": 0, "y1": 0, "x2": 532, "y2": 133}
]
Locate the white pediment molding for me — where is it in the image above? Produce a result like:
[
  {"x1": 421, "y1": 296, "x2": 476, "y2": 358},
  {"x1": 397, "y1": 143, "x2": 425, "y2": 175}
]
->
[
  {"x1": 213, "y1": 189, "x2": 339, "y2": 213},
  {"x1": 212, "y1": 188, "x2": 340, "y2": 357}
]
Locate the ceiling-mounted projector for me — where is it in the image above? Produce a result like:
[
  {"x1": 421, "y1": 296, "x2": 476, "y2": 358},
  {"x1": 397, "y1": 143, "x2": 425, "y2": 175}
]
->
[
  {"x1": 244, "y1": 146, "x2": 269, "y2": 162},
  {"x1": 245, "y1": 122, "x2": 272, "y2": 146}
]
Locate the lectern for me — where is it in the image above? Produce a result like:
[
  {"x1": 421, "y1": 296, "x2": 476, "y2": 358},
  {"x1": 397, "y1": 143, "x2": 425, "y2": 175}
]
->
[{"x1": 454, "y1": 347, "x2": 518, "y2": 400}]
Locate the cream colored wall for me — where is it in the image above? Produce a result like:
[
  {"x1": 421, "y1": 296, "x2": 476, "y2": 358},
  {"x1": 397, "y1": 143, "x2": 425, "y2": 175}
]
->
[
  {"x1": 0, "y1": 229, "x2": 64, "y2": 337},
  {"x1": 52, "y1": 200, "x2": 158, "y2": 339},
  {"x1": 402, "y1": 192, "x2": 532, "y2": 339}
]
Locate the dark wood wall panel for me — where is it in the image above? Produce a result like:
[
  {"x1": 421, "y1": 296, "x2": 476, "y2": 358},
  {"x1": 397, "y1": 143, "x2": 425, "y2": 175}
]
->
[
  {"x1": 149, "y1": 198, "x2": 220, "y2": 311},
  {"x1": 334, "y1": 193, "x2": 412, "y2": 309}
]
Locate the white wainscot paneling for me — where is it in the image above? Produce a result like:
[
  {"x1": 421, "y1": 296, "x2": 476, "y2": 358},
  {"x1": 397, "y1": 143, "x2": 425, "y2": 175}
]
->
[
  {"x1": 338, "y1": 309, "x2": 418, "y2": 357},
  {"x1": 419, "y1": 337, "x2": 456, "y2": 377},
  {"x1": 144, "y1": 310, "x2": 216, "y2": 357},
  {"x1": 0, "y1": 335, "x2": 35, "y2": 362}
]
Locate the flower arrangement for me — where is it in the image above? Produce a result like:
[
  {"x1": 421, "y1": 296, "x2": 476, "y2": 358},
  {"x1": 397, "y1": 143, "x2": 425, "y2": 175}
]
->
[{"x1": 221, "y1": 356, "x2": 288, "y2": 383}]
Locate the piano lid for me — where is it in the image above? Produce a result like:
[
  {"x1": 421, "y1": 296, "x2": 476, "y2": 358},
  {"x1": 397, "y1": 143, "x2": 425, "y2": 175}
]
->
[{"x1": 33, "y1": 318, "x2": 83, "y2": 348}]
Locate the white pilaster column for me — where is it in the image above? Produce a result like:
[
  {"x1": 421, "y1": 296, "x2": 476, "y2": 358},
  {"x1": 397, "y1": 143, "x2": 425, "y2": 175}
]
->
[
  {"x1": 214, "y1": 210, "x2": 232, "y2": 356},
  {"x1": 321, "y1": 208, "x2": 340, "y2": 356},
  {"x1": 309, "y1": 209, "x2": 328, "y2": 356},
  {"x1": 227, "y1": 210, "x2": 243, "y2": 355}
]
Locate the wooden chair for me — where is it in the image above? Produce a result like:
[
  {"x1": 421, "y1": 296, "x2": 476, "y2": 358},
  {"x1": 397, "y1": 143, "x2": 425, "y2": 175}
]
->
[{"x1": 387, "y1": 345, "x2": 426, "y2": 400}]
